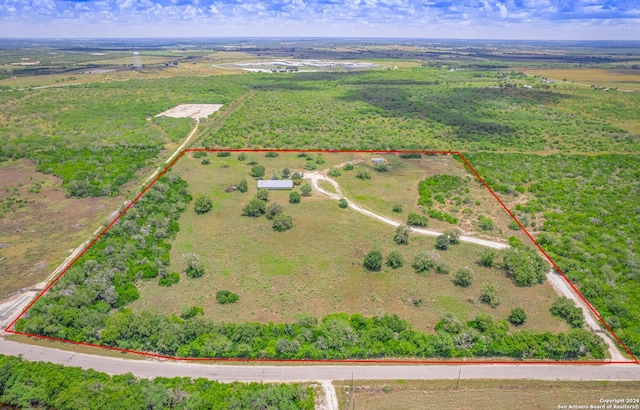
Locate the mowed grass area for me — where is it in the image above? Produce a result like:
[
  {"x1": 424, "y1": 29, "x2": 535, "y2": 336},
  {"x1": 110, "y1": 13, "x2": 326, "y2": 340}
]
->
[
  {"x1": 0, "y1": 159, "x2": 121, "y2": 297},
  {"x1": 131, "y1": 152, "x2": 567, "y2": 335},
  {"x1": 334, "y1": 380, "x2": 640, "y2": 410},
  {"x1": 334, "y1": 154, "x2": 533, "y2": 243},
  {"x1": 523, "y1": 67, "x2": 640, "y2": 91}
]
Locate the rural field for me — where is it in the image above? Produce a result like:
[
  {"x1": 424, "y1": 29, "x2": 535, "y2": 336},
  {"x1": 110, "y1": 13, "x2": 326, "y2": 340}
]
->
[
  {"x1": 1, "y1": 40, "x2": 638, "y2": 363},
  {"x1": 334, "y1": 379, "x2": 640, "y2": 410},
  {"x1": 131, "y1": 152, "x2": 565, "y2": 335}
]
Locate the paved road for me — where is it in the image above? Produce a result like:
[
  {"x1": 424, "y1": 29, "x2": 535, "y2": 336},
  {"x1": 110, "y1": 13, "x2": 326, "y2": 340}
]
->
[{"x1": 0, "y1": 338, "x2": 638, "y2": 381}]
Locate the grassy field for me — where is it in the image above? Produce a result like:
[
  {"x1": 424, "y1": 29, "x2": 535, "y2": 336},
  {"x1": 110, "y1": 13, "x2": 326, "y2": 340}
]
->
[
  {"x1": 131, "y1": 152, "x2": 567, "y2": 335},
  {"x1": 334, "y1": 153, "x2": 535, "y2": 242},
  {"x1": 334, "y1": 379, "x2": 640, "y2": 410},
  {"x1": 523, "y1": 67, "x2": 640, "y2": 91},
  {"x1": 0, "y1": 159, "x2": 121, "y2": 297}
]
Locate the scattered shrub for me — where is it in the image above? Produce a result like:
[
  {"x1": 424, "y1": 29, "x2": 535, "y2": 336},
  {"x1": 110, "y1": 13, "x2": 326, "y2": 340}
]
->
[
  {"x1": 184, "y1": 254, "x2": 205, "y2": 278},
  {"x1": 344, "y1": 163, "x2": 354, "y2": 171},
  {"x1": 392, "y1": 204, "x2": 403, "y2": 213},
  {"x1": 338, "y1": 198, "x2": 348, "y2": 209},
  {"x1": 242, "y1": 198, "x2": 266, "y2": 217},
  {"x1": 412, "y1": 251, "x2": 434, "y2": 273},
  {"x1": 453, "y1": 268, "x2": 472, "y2": 287},
  {"x1": 300, "y1": 183, "x2": 312, "y2": 197},
  {"x1": 407, "y1": 212, "x2": 428, "y2": 227},
  {"x1": 328, "y1": 168, "x2": 341, "y2": 177},
  {"x1": 435, "y1": 234, "x2": 449, "y2": 250},
  {"x1": 266, "y1": 202, "x2": 283, "y2": 220},
  {"x1": 237, "y1": 178, "x2": 248, "y2": 193},
  {"x1": 256, "y1": 188, "x2": 270, "y2": 201},
  {"x1": 479, "y1": 249, "x2": 496, "y2": 267},
  {"x1": 194, "y1": 196, "x2": 213, "y2": 215},
  {"x1": 237, "y1": 152, "x2": 247, "y2": 161},
  {"x1": 216, "y1": 152, "x2": 231, "y2": 157},
  {"x1": 159, "y1": 272, "x2": 180, "y2": 287},
  {"x1": 356, "y1": 169, "x2": 371, "y2": 180},
  {"x1": 272, "y1": 214, "x2": 294, "y2": 232},
  {"x1": 250, "y1": 164, "x2": 265, "y2": 178},
  {"x1": 181, "y1": 306, "x2": 204, "y2": 319},
  {"x1": 216, "y1": 290, "x2": 239, "y2": 304},
  {"x1": 386, "y1": 250, "x2": 404, "y2": 269},
  {"x1": 265, "y1": 152, "x2": 279, "y2": 157},
  {"x1": 289, "y1": 191, "x2": 301, "y2": 204},
  {"x1": 363, "y1": 250, "x2": 383, "y2": 272},
  {"x1": 509, "y1": 308, "x2": 527, "y2": 325},
  {"x1": 394, "y1": 224, "x2": 411, "y2": 245},
  {"x1": 550, "y1": 297, "x2": 584, "y2": 328}
]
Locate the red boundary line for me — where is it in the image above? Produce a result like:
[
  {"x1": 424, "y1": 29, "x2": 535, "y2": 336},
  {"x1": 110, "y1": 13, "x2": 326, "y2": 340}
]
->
[{"x1": 4, "y1": 149, "x2": 638, "y2": 365}]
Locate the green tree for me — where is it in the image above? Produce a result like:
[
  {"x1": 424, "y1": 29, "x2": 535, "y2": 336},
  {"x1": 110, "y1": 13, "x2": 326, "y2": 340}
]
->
[
  {"x1": 374, "y1": 162, "x2": 388, "y2": 172},
  {"x1": 386, "y1": 250, "x2": 404, "y2": 269},
  {"x1": 479, "y1": 284, "x2": 500, "y2": 308},
  {"x1": 292, "y1": 172, "x2": 303, "y2": 186},
  {"x1": 479, "y1": 249, "x2": 496, "y2": 267},
  {"x1": 194, "y1": 196, "x2": 213, "y2": 215},
  {"x1": 356, "y1": 169, "x2": 371, "y2": 180},
  {"x1": 242, "y1": 198, "x2": 266, "y2": 217},
  {"x1": 282, "y1": 168, "x2": 291, "y2": 178},
  {"x1": 394, "y1": 224, "x2": 410, "y2": 245},
  {"x1": 550, "y1": 297, "x2": 584, "y2": 328},
  {"x1": 237, "y1": 152, "x2": 247, "y2": 161},
  {"x1": 272, "y1": 214, "x2": 294, "y2": 232},
  {"x1": 158, "y1": 272, "x2": 180, "y2": 287},
  {"x1": 478, "y1": 215, "x2": 495, "y2": 231},
  {"x1": 180, "y1": 306, "x2": 204, "y2": 319},
  {"x1": 256, "y1": 188, "x2": 270, "y2": 201},
  {"x1": 184, "y1": 253, "x2": 205, "y2": 278},
  {"x1": 502, "y1": 247, "x2": 548, "y2": 287},
  {"x1": 509, "y1": 308, "x2": 527, "y2": 325},
  {"x1": 250, "y1": 164, "x2": 265, "y2": 178},
  {"x1": 444, "y1": 229, "x2": 460, "y2": 244},
  {"x1": 237, "y1": 178, "x2": 248, "y2": 193},
  {"x1": 453, "y1": 268, "x2": 473, "y2": 287},
  {"x1": 338, "y1": 198, "x2": 348, "y2": 209},
  {"x1": 266, "y1": 203, "x2": 283, "y2": 220},
  {"x1": 216, "y1": 290, "x2": 239, "y2": 304},
  {"x1": 412, "y1": 251, "x2": 434, "y2": 273},
  {"x1": 407, "y1": 212, "x2": 428, "y2": 227},
  {"x1": 435, "y1": 234, "x2": 449, "y2": 250},
  {"x1": 289, "y1": 191, "x2": 301, "y2": 204},
  {"x1": 363, "y1": 250, "x2": 383, "y2": 272},
  {"x1": 300, "y1": 183, "x2": 312, "y2": 197}
]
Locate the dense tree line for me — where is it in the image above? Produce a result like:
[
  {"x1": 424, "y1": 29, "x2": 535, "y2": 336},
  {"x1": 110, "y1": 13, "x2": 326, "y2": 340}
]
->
[
  {"x1": 16, "y1": 173, "x2": 192, "y2": 342},
  {"x1": 467, "y1": 153, "x2": 640, "y2": 356},
  {"x1": 0, "y1": 355, "x2": 314, "y2": 409}
]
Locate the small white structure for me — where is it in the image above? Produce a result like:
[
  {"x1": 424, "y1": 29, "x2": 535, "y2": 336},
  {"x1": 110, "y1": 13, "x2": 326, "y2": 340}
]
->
[
  {"x1": 372, "y1": 158, "x2": 385, "y2": 164},
  {"x1": 257, "y1": 180, "x2": 294, "y2": 190}
]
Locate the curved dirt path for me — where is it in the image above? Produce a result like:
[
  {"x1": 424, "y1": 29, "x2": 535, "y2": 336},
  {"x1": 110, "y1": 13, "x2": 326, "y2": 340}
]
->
[
  {"x1": 304, "y1": 171, "x2": 508, "y2": 249},
  {"x1": 303, "y1": 170, "x2": 631, "y2": 362}
]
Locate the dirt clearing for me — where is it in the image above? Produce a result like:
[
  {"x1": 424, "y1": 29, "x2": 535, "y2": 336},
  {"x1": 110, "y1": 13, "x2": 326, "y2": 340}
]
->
[{"x1": 156, "y1": 104, "x2": 224, "y2": 119}]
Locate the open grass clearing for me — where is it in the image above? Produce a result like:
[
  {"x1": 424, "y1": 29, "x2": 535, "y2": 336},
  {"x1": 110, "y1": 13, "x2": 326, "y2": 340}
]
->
[
  {"x1": 0, "y1": 159, "x2": 121, "y2": 298},
  {"x1": 131, "y1": 152, "x2": 567, "y2": 335},
  {"x1": 333, "y1": 153, "x2": 535, "y2": 244},
  {"x1": 523, "y1": 68, "x2": 640, "y2": 91},
  {"x1": 335, "y1": 379, "x2": 640, "y2": 410}
]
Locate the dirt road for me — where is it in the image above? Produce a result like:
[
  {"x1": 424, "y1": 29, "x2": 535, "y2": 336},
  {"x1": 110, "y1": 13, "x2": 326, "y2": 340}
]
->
[
  {"x1": 304, "y1": 170, "x2": 631, "y2": 362},
  {"x1": 305, "y1": 171, "x2": 508, "y2": 250}
]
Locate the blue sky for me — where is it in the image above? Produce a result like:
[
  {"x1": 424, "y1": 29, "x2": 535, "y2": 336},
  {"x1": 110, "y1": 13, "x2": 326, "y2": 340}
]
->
[{"x1": 0, "y1": 0, "x2": 638, "y2": 39}]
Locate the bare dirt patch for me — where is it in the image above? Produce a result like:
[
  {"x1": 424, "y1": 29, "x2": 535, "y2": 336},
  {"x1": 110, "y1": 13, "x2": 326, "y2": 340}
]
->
[{"x1": 156, "y1": 104, "x2": 224, "y2": 120}]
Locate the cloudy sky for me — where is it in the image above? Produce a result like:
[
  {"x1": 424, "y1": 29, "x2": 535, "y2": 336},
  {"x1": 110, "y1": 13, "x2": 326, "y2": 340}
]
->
[{"x1": 0, "y1": 0, "x2": 638, "y2": 39}]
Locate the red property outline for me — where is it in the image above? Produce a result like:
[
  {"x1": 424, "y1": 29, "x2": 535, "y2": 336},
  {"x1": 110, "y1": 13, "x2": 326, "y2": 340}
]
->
[{"x1": 5, "y1": 149, "x2": 638, "y2": 365}]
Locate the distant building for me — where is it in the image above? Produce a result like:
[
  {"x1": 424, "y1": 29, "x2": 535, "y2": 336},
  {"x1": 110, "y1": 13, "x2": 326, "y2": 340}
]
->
[
  {"x1": 372, "y1": 158, "x2": 385, "y2": 163},
  {"x1": 257, "y1": 180, "x2": 294, "y2": 190}
]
